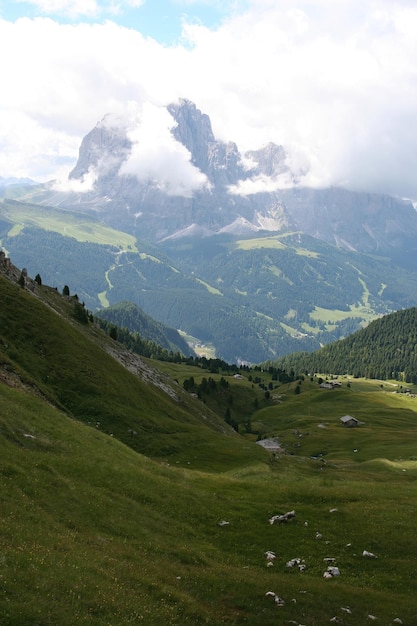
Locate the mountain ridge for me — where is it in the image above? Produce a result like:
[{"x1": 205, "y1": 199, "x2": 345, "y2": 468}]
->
[
  {"x1": 95, "y1": 300, "x2": 195, "y2": 357},
  {"x1": 24, "y1": 98, "x2": 417, "y2": 255}
]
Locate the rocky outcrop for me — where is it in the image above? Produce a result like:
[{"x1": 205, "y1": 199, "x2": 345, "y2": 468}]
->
[{"x1": 0, "y1": 249, "x2": 26, "y2": 283}]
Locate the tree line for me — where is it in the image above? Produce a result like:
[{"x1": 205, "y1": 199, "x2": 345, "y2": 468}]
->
[{"x1": 271, "y1": 306, "x2": 417, "y2": 383}]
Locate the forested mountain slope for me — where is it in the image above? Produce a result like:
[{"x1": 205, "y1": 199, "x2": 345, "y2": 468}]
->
[
  {"x1": 3, "y1": 209, "x2": 417, "y2": 363},
  {"x1": 272, "y1": 306, "x2": 417, "y2": 381},
  {"x1": 95, "y1": 300, "x2": 195, "y2": 357}
]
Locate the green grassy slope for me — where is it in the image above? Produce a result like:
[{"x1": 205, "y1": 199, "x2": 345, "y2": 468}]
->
[
  {"x1": 2, "y1": 378, "x2": 417, "y2": 625},
  {"x1": 0, "y1": 274, "x2": 265, "y2": 470},
  {"x1": 253, "y1": 376, "x2": 417, "y2": 462},
  {"x1": 0, "y1": 198, "x2": 138, "y2": 249},
  {"x1": 1, "y1": 272, "x2": 417, "y2": 624}
]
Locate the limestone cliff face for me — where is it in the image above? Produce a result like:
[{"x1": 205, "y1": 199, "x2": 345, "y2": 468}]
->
[
  {"x1": 167, "y1": 99, "x2": 216, "y2": 175},
  {"x1": 276, "y1": 187, "x2": 417, "y2": 254},
  {"x1": 245, "y1": 142, "x2": 289, "y2": 178},
  {"x1": 57, "y1": 99, "x2": 417, "y2": 254},
  {"x1": 168, "y1": 99, "x2": 245, "y2": 186},
  {"x1": 69, "y1": 118, "x2": 132, "y2": 182}
]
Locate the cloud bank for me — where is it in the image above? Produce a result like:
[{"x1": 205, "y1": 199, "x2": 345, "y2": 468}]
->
[
  {"x1": 118, "y1": 102, "x2": 209, "y2": 196},
  {"x1": 1, "y1": 1, "x2": 417, "y2": 199}
]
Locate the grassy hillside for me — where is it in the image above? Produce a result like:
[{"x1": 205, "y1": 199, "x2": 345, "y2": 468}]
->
[
  {"x1": 2, "y1": 375, "x2": 417, "y2": 625},
  {"x1": 252, "y1": 376, "x2": 417, "y2": 462},
  {"x1": 1, "y1": 268, "x2": 417, "y2": 624},
  {"x1": 0, "y1": 273, "x2": 265, "y2": 470},
  {"x1": 0, "y1": 198, "x2": 138, "y2": 249}
]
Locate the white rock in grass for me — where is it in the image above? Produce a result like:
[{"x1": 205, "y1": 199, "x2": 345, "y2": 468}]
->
[
  {"x1": 265, "y1": 550, "x2": 276, "y2": 561},
  {"x1": 286, "y1": 557, "x2": 304, "y2": 569},
  {"x1": 269, "y1": 509, "x2": 296, "y2": 525},
  {"x1": 341, "y1": 606, "x2": 352, "y2": 613},
  {"x1": 324, "y1": 566, "x2": 340, "y2": 578},
  {"x1": 218, "y1": 520, "x2": 230, "y2": 526},
  {"x1": 392, "y1": 619, "x2": 403, "y2": 624},
  {"x1": 265, "y1": 591, "x2": 285, "y2": 606},
  {"x1": 363, "y1": 550, "x2": 377, "y2": 558},
  {"x1": 367, "y1": 615, "x2": 378, "y2": 621}
]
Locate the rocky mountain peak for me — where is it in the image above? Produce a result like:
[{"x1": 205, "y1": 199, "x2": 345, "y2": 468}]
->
[
  {"x1": 69, "y1": 116, "x2": 132, "y2": 181},
  {"x1": 37, "y1": 99, "x2": 417, "y2": 254},
  {"x1": 245, "y1": 142, "x2": 288, "y2": 178},
  {"x1": 167, "y1": 99, "x2": 243, "y2": 184},
  {"x1": 168, "y1": 99, "x2": 216, "y2": 162}
]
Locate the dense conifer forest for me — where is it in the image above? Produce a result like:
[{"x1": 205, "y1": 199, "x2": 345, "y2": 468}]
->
[{"x1": 271, "y1": 306, "x2": 417, "y2": 382}]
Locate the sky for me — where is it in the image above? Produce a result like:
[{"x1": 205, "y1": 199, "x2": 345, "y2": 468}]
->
[{"x1": 1, "y1": 0, "x2": 417, "y2": 199}]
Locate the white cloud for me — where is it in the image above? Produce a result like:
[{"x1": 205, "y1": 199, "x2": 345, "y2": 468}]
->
[
  {"x1": 17, "y1": 0, "x2": 99, "y2": 18},
  {"x1": 118, "y1": 102, "x2": 209, "y2": 196},
  {"x1": 1, "y1": 1, "x2": 417, "y2": 198},
  {"x1": 121, "y1": 0, "x2": 144, "y2": 6},
  {"x1": 15, "y1": 0, "x2": 146, "y2": 18},
  {"x1": 228, "y1": 174, "x2": 292, "y2": 196},
  {"x1": 178, "y1": 0, "x2": 417, "y2": 198},
  {"x1": 0, "y1": 17, "x2": 170, "y2": 179},
  {"x1": 53, "y1": 166, "x2": 98, "y2": 192}
]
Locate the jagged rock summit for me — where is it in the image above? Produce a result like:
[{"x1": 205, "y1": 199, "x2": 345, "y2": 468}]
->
[{"x1": 37, "y1": 99, "x2": 417, "y2": 254}]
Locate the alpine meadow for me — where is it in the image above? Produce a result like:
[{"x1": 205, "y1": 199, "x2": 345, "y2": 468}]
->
[{"x1": 1, "y1": 248, "x2": 417, "y2": 625}]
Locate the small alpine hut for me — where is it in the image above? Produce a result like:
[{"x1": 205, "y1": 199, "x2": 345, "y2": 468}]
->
[{"x1": 340, "y1": 415, "x2": 360, "y2": 428}]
